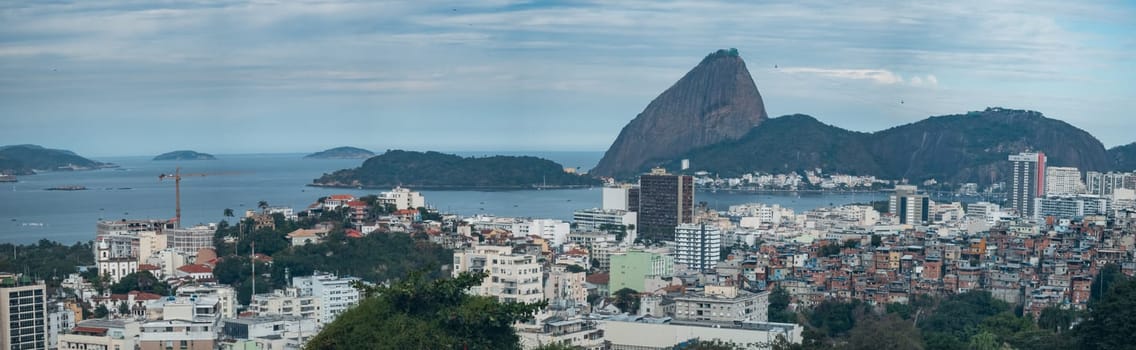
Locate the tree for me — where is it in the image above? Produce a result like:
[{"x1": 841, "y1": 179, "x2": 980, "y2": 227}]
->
[
  {"x1": 1036, "y1": 306, "x2": 1075, "y2": 333},
  {"x1": 1090, "y1": 263, "x2": 1123, "y2": 303},
  {"x1": 117, "y1": 301, "x2": 129, "y2": 315},
  {"x1": 305, "y1": 271, "x2": 545, "y2": 350},
  {"x1": 1075, "y1": 277, "x2": 1136, "y2": 350},
  {"x1": 109, "y1": 271, "x2": 169, "y2": 295},
  {"x1": 612, "y1": 288, "x2": 640, "y2": 314},
  {"x1": 870, "y1": 234, "x2": 882, "y2": 247},
  {"x1": 846, "y1": 315, "x2": 924, "y2": 350},
  {"x1": 768, "y1": 286, "x2": 795, "y2": 323},
  {"x1": 93, "y1": 304, "x2": 109, "y2": 318},
  {"x1": 258, "y1": 200, "x2": 269, "y2": 210},
  {"x1": 967, "y1": 331, "x2": 999, "y2": 350},
  {"x1": 223, "y1": 208, "x2": 234, "y2": 219}
]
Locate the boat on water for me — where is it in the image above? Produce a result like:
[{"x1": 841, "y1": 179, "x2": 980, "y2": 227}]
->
[
  {"x1": 45, "y1": 185, "x2": 88, "y2": 191},
  {"x1": 0, "y1": 174, "x2": 16, "y2": 183}
]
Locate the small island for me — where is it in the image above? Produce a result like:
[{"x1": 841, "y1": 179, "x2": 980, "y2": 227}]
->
[
  {"x1": 311, "y1": 150, "x2": 601, "y2": 190},
  {"x1": 0, "y1": 144, "x2": 114, "y2": 175},
  {"x1": 304, "y1": 146, "x2": 375, "y2": 159},
  {"x1": 153, "y1": 150, "x2": 216, "y2": 161}
]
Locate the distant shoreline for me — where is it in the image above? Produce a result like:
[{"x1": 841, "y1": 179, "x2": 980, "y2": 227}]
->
[{"x1": 306, "y1": 183, "x2": 598, "y2": 191}]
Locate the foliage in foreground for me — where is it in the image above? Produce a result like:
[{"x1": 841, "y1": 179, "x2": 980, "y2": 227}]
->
[{"x1": 305, "y1": 271, "x2": 546, "y2": 350}]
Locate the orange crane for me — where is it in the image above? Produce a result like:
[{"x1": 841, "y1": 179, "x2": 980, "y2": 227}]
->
[{"x1": 159, "y1": 167, "x2": 237, "y2": 228}]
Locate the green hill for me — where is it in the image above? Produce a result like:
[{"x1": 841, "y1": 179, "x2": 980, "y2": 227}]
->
[
  {"x1": 0, "y1": 144, "x2": 111, "y2": 175},
  {"x1": 153, "y1": 150, "x2": 216, "y2": 161},
  {"x1": 304, "y1": 146, "x2": 375, "y2": 159},
  {"x1": 661, "y1": 108, "x2": 1111, "y2": 185},
  {"x1": 311, "y1": 150, "x2": 601, "y2": 189}
]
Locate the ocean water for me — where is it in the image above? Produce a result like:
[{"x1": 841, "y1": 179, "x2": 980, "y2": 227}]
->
[{"x1": 0, "y1": 151, "x2": 887, "y2": 244}]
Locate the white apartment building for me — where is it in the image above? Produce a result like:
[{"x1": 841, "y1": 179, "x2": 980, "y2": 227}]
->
[
  {"x1": 176, "y1": 284, "x2": 237, "y2": 319},
  {"x1": 512, "y1": 219, "x2": 571, "y2": 246},
  {"x1": 673, "y1": 284, "x2": 770, "y2": 323},
  {"x1": 452, "y1": 245, "x2": 544, "y2": 304},
  {"x1": 166, "y1": 225, "x2": 215, "y2": 256},
  {"x1": 1045, "y1": 166, "x2": 1084, "y2": 196},
  {"x1": 250, "y1": 287, "x2": 321, "y2": 321},
  {"x1": 139, "y1": 296, "x2": 221, "y2": 350},
  {"x1": 602, "y1": 185, "x2": 635, "y2": 211},
  {"x1": 674, "y1": 223, "x2": 722, "y2": 273},
  {"x1": 292, "y1": 273, "x2": 362, "y2": 325},
  {"x1": 573, "y1": 208, "x2": 637, "y2": 236},
  {"x1": 544, "y1": 265, "x2": 587, "y2": 307},
  {"x1": 378, "y1": 187, "x2": 425, "y2": 210},
  {"x1": 1085, "y1": 171, "x2": 1133, "y2": 196}
]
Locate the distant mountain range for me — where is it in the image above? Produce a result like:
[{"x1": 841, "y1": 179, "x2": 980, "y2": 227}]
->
[
  {"x1": 0, "y1": 144, "x2": 112, "y2": 175},
  {"x1": 304, "y1": 146, "x2": 375, "y2": 159},
  {"x1": 311, "y1": 150, "x2": 601, "y2": 189},
  {"x1": 665, "y1": 109, "x2": 1116, "y2": 184},
  {"x1": 153, "y1": 150, "x2": 216, "y2": 161},
  {"x1": 595, "y1": 49, "x2": 1133, "y2": 184}
]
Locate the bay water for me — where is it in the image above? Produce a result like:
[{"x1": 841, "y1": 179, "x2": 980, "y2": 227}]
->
[{"x1": 0, "y1": 151, "x2": 886, "y2": 244}]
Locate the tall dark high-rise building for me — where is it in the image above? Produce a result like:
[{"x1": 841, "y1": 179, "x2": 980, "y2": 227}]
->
[
  {"x1": 637, "y1": 168, "x2": 693, "y2": 240},
  {"x1": 1009, "y1": 152, "x2": 1046, "y2": 218}
]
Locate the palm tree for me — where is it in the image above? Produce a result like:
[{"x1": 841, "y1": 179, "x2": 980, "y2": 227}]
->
[
  {"x1": 257, "y1": 200, "x2": 269, "y2": 211},
  {"x1": 223, "y1": 208, "x2": 234, "y2": 219}
]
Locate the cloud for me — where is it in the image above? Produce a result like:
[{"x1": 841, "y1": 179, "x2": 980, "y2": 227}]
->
[{"x1": 778, "y1": 67, "x2": 938, "y2": 87}]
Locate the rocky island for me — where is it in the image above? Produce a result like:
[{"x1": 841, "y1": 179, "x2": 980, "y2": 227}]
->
[
  {"x1": 153, "y1": 150, "x2": 216, "y2": 161},
  {"x1": 311, "y1": 150, "x2": 601, "y2": 189},
  {"x1": 0, "y1": 144, "x2": 114, "y2": 175},
  {"x1": 304, "y1": 146, "x2": 375, "y2": 159}
]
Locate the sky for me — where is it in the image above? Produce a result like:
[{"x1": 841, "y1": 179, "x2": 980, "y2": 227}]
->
[{"x1": 1, "y1": 0, "x2": 1134, "y2": 157}]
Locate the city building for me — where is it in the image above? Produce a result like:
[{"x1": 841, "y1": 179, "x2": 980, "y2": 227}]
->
[
  {"x1": 452, "y1": 245, "x2": 544, "y2": 304},
  {"x1": 1085, "y1": 171, "x2": 1133, "y2": 196},
  {"x1": 1045, "y1": 166, "x2": 1083, "y2": 196},
  {"x1": 637, "y1": 168, "x2": 694, "y2": 240},
  {"x1": 513, "y1": 219, "x2": 571, "y2": 246},
  {"x1": 889, "y1": 185, "x2": 929, "y2": 225},
  {"x1": 573, "y1": 208, "x2": 637, "y2": 236},
  {"x1": 96, "y1": 240, "x2": 139, "y2": 284},
  {"x1": 673, "y1": 284, "x2": 770, "y2": 323},
  {"x1": 1034, "y1": 195, "x2": 1110, "y2": 220},
  {"x1": 602, "y1": 185, "x2": 636, "y2": 211},
  {"x1": 600, "y1": 319, "x2": 801, "y2": 350},
  {"x1": 608, "y1": 249, "x2": 674, "y2": 295},
  {"x1": 176, "y1": 284, "x2": 238, "y2": 319},
  {"x1": 674, "y1": 223, "x2": 722, "y2": 273},
  {"x1": 165, "y1": 225, "x2": 215, "y2": 256},
  {"x1": 545, "y1": 264, "x2": 587, "y2": 308},
  {"x1": 378, "y1": 187, "x2": 425, "y2": 210},
  {"x1": 0, "y1": 274, "x2": 47, "y2": 350},
  {"x1": 220, "y1": 315, "x2": 317, "y2": 349},
  {"x1": 292, "y1": 273, "x2": 362, "y2": 325},
  {"x1": 1009, "y1": 152, "x2": 1046, "y2": 217},
  {"x1": 138, "y1": 295, "x2": 221, "y2": 350},
  {"x1": 250, "y1": 286, "x2": 321, "y2": 321},
  {"x1": 58, "y1": 319, "x2": 139, "y2": 350}
]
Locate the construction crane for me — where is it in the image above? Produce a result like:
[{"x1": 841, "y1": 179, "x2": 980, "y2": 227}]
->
[{"x1": 158, "y1": 167, "x2": 237, "y2": 228}]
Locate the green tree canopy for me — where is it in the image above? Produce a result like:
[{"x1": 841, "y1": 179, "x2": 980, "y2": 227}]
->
[
  {"x1": 1076, "y1": 276, "x2": 1136, "y2": 350},
  {"x1": 305, "y1": 271, "x2": 545, "y2": 350},
  {"x1": 109, "y1": 271, "x2": 170, "y2": 295}
]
